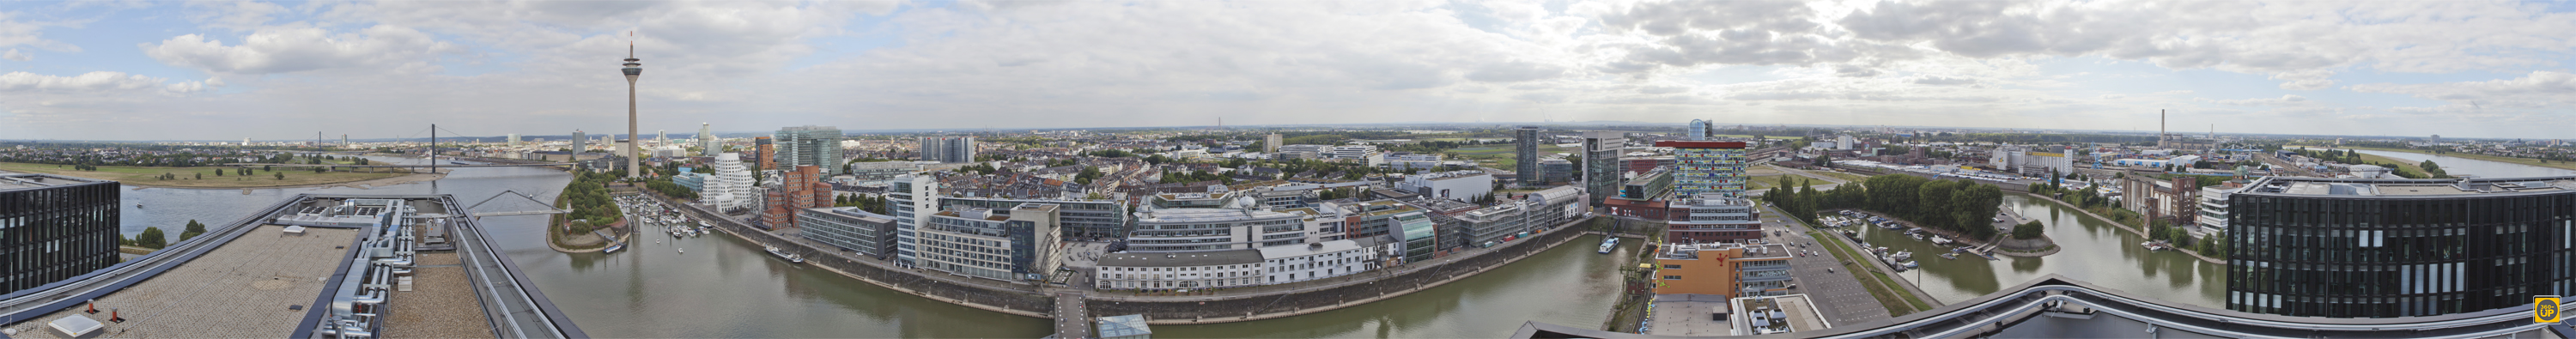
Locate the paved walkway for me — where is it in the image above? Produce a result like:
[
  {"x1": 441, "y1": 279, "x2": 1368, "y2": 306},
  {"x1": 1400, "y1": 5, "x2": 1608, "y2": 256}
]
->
[{"x1": 1053, "y1": 291, "x2": 1091, "y2": 339}]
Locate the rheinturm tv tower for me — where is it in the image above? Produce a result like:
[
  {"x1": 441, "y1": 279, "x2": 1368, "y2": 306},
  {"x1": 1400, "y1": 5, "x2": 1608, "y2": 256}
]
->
[{"x1": 621, "y1": 39, "x2": 644, "y2": 179}]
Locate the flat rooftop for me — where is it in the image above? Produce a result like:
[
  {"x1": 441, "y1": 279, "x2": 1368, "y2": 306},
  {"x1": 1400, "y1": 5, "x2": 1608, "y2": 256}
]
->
[
  {"x1": 2248, "y1": 176, "x2": 2576, "y2": 197},
  {"x1": 6, "y1": 225, "x2": 358, "y2": 338},
  {"x1": 0, "y1": 173, "x2": 109, "y2": 191},
  {"x1": 1136, "y1": 208, "x2": 1299, "y2": 223}
]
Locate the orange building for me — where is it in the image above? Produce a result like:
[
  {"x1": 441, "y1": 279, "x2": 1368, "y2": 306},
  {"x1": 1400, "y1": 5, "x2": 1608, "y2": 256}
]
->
[
  {"x1": 758, "y1": 165, "x2": 835, "y2": 230},
  {"x1": 753, "y1": 136, "x2": 777, "y2": 170},
  {"x1": 1653, "y1": 243, "x2": 1794, "y2": 298}
]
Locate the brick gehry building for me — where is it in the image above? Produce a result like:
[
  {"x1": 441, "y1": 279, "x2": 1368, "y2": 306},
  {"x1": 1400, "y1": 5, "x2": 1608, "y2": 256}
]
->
[{"x1": 759, "y1": 165, "x2": 835, "y2": 230}]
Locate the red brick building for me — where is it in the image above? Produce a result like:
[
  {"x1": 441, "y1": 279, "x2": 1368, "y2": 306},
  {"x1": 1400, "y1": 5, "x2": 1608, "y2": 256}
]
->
[{"x1": 759, "y1": 165, "x2": 835, "y2": 230}]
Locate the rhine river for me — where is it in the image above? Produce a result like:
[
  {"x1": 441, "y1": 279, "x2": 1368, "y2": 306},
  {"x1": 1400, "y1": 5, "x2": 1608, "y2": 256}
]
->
[{"x1": 85, "y1": 155, "x2": 1635, "y2": 338}]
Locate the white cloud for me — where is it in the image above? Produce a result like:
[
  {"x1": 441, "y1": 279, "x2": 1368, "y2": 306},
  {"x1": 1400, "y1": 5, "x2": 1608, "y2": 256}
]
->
[
  {"x1": 2, "y1": 48, "x2": 26, "y2": 61},
  {"x1": 0, "y1": 71, "x2": 204, "y2": 93},
  {"x1": 144, "y1": 25, "x2": 460, "y2": 75},
  {"x1": 2350, "y1": 70, "x2": 2576, "y2": 110}
]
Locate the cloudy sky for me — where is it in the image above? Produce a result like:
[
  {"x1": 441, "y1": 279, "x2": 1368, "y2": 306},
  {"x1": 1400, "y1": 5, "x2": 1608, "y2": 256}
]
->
[{"x1": 2, "y1": 0, "x2": 2573, "y2": 141}]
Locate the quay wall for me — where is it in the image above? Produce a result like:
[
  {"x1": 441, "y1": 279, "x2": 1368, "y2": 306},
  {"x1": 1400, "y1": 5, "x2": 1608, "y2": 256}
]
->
[
  {"x1": 641, "y1": 192, "x2": 1597, "y2": 325},
  {"x1": 644, "y1": 193, "x2": 1059, "y2": 318}
]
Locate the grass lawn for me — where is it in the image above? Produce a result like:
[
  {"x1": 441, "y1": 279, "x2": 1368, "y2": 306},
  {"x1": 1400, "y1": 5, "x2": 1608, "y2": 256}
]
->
[
  {"x1": 2333, "y1": 145, "x2": 2576, "y2": 172},
  {"x1": 1449, "y1": 144, "x2": 1570, "y2": 168},
  {"x1": 1813, "y1": 170, "x2": 1874, "y2": 183},
  {"x1": 0, "y1": 161, "x2": 406, "y2": 188},
  {"x1": 2355, "y1": 153, "x2": 2437, "y2": 178},
  {"x1": 1749, "y1": 174, "x2": 1830, "y2": 191}
]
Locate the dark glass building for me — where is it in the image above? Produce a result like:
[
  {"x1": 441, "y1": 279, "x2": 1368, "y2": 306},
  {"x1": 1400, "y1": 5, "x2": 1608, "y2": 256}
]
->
[
  {"x1": 2226, "y1": 176, "x2": 2576, "y2": 318},
  {"x1": 1, "y1": 173, "x2": 120, "y2": 295}
]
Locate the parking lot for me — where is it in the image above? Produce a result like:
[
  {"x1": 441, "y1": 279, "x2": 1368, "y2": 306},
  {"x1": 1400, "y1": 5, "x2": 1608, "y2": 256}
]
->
[{"x1": 1761, "y1": 203, "x2": 1893, "y2": 327}]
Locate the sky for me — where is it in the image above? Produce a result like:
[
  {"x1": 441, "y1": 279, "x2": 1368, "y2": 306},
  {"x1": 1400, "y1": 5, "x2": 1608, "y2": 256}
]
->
[{"x1": 1, "y1": 0, "x2": 2574, "y2": 141}]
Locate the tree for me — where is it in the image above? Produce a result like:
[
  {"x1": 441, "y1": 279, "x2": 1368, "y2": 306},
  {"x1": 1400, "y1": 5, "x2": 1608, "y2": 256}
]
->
[
  {"x1": 180, "y1": 220, "x2": 207, "y2": 242},
  {"x1": 195, "y1": 173, "x2": 203, "y2": 179},
  {"x1": 566, "y1": 220, "x2": 594, "y2": 236},
  {"x1": 136, "y1": 227, "x2": 167, "y2": 249},
  {"x1": 2012, "y1": 221, "x2": 2045, "y2": 239},
  {"x1": 275, "y1": 173, "x2": 286, "y2": 180}
]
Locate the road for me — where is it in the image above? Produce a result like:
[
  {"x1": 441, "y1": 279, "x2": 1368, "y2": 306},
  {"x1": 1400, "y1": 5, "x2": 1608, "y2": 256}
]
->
[{"x1": 1759, "y1": 203, "x2": 1892, "y2": 326}]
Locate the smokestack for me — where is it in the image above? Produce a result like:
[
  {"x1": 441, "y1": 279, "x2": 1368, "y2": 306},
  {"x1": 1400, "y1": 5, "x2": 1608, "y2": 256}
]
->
[{"x1": 2160, "y1": 109, "x2": 2166, "y2": 148}]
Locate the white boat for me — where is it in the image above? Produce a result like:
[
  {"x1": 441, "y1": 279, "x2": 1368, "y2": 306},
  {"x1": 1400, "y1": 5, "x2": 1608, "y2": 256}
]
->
[
  {"x1": 1598, "y1": 238, "x2": 1619, "y2": 254},
  {"x1": 677, "y1": 247, "x2": 684, "y2": 254},
  {"x1": 1930, "y1": 236, "x2": 1953, "y2": 245},
  {"x1": 1939, "y1": 253, "x2": 1957, "y2": 260},
  {"x1": 603, "y1": 243, "x2": 623, "y2": 253},
  {"x1": 1900, "y1": 261, "x2": 1920, "y2": 269},
  {"x1": 765, "y1": 245, "x2": 805, "y2": 263}
]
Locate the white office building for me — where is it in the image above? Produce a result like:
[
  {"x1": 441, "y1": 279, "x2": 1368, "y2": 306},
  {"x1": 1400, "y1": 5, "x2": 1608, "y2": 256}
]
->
[
  {"x1": 1276, "y1": 144, "x2": 1327, "y2": 160},
  {"x1": 1397, "y1": 170, "x2": 1493, "y2": 203},
  {"x1": 1127, "y1": 204, "x2": 1314, "y2": 252},
  {"x1": 1094, "y1": 238, "x2": 1384, "y2": 290},
  {"x1": 707, "y1": 153, "x2": 756, "y2": 211},
  {"x1": 2196, "y1": 185, "x2": 2239, "y2": 236}
]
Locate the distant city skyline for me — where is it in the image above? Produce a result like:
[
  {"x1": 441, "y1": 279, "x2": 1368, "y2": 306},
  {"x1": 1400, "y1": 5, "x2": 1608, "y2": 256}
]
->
[{"x1": 1, "y1": 1, "x2": 2573, "y2": 140}]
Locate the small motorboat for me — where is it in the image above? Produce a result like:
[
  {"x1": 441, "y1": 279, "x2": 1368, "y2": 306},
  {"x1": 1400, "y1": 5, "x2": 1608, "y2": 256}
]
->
[
  {"x1": 603, "y1": 243, "x2": 623, "y2": 253},
  {"x1": 677, "y1": 247, "x2": 685, "y2": 254},
  {"x1": 1598, "y1": 238, "x2": 1620, "y2": 254},
  {"x1": 1940, "y1": 253, "x2": 1958, "y2": 260}
]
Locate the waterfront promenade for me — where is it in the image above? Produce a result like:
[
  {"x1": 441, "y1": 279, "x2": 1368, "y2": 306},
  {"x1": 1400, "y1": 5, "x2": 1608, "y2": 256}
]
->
[{"x1": 637, "y1": 191, "x2": 1598, "y2": 325}]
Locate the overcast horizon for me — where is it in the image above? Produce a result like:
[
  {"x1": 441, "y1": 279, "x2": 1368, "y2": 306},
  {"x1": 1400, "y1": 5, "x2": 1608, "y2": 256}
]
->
[{"x1": 2, "y1": 1, "x2": 2574, "y2": 141}]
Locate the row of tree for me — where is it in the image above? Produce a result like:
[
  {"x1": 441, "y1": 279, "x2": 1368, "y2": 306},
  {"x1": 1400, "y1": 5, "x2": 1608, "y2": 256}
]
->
[
  {"x1": 835, "y1": 194, "x2": 890, "y2": 215},
  {"x1": 1760, "y1": 173, "x2": 2007, "y2": 240},
  {"x1": 556, "y1": 172, "x2": 623, "y2": 236}
]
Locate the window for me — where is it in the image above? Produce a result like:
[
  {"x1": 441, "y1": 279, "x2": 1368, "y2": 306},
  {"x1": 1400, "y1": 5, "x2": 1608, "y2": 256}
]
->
[
  {"x1": 1664, "y1": 264, "x2": 1681, "y2": 269},
  {"x1": 1664, "y1": 275, "x2": 1683, "y2": 280}
]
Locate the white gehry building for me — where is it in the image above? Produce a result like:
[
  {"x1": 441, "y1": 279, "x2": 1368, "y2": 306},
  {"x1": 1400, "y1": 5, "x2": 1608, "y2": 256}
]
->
[{"x1": 708, "y1": 153, "x2": 756, "y2": 211}]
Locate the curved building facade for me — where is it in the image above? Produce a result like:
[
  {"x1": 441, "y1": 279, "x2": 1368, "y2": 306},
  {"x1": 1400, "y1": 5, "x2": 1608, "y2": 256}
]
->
[{"x1": 2226, "y1": 176, "x2": 2576, "y2": 318}]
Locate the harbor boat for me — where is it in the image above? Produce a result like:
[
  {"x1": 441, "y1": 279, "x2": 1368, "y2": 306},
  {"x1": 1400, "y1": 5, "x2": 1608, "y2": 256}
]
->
[
  {"x1": 1900, "y1": 261, "x2": 1920, "y2": 269},
  {"x1": 1599, "y1": 238, "x2": 1620, "y2": 254},
  {"x1": 1930, "y1": 236, "x2": 1953, "y2": 245},
  {"x1": 603, "y1": 243, "x2": 623, "y2": 253},
  {"x1": 1889, "y1": 251, "x2": 1913, "y2": 262},
  {"x1": 2142, "y1": 241, "x2": 2172, "y2": 251},
  {"x1": 1911, "y1": 233, "x2": 1928, "y2": 241},
  {"x1": 1939, "y1": 252, "x2": 1957, "y2": 260},
  {"x1": 765, "y1": 245, "x2": 805, "y2": 263}
]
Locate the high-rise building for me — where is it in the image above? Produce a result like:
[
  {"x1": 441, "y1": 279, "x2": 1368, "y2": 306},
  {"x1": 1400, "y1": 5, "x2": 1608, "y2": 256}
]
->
[
  {"x1": 2225, "y1": 175, "x2": 2576, "y2": 318},
  {"x1": 754, "y1": 136, "x2": 775, "y2": 169},
  {"x1": 775, "y1": 125, "x2": 844, "y2": 175},
  {"x1": 758, "y1": 165, "x2": 835, "y2": 230},
  {"x1": 1656, "y1": 141, "x2": 1747, "y2": 198},
  {"x1": 1265, "y1": 133, "x2": 1282, "y2": 154},
  {"x1": 657, "y1": 130, "x2": 667, "y2": 146},
  {"x1": 570, "y1": 130, "x2": 587, "y2": 154},
  {"x1": 1582, "y1": 131, "x2": 1626, "y2": 207},
  {"x1": 697, "y1": 123, "x2": 717, "y2": 157},
  {"x1": 1515, "y1": 126, "x2": 1540, "y2": 187},
  {"x1": 706, "y1": 153, "x2": 756, "y2": 211},
  {"x1": 0, "y1": 174, "x2": 120, "y2": 295},
  {"x1": 507, "y1": 134, "x2": 519, "y2": 147},
  {"x1": 919, "y1": 136, "x2": 978, "y2": 163},
  {"x1": 1687, "y1": 119, "x2": 1712, "y2": 141},
  {"x1": 890, "y1": 174, "x2": 939, "y2": 266}
]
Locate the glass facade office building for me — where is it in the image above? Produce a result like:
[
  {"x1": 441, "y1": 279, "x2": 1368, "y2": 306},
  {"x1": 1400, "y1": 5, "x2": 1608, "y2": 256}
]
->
[
  {"x1": 1, "y1": 174, "x2": 119, "y2": 295},
  {"x1": 2226, "y1": 176, "x2": 2576, "y2": 318}
]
